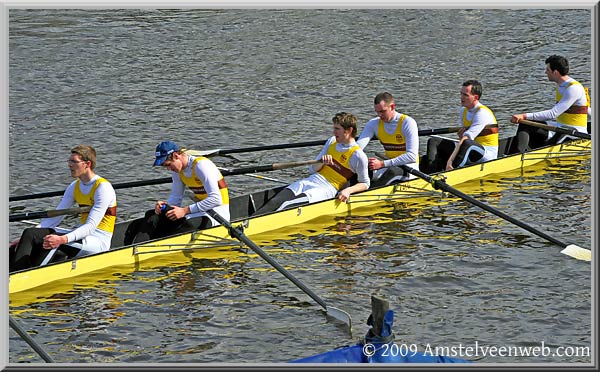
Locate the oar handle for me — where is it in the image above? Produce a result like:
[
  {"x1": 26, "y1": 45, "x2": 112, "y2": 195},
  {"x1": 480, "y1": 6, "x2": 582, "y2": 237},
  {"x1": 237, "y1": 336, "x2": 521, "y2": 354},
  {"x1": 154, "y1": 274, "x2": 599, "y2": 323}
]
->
[
  {"x1": 206, "y1": 209, "x2": 328, "y2": 309},
  {"x1": 9, "y1": 206, "x2": 92, "y2": 222},
  {"x1": 416, "y1": 124, "x2": 497, "y2": 137},
  {"x1": 518, "y1": 119, "x2": 591, "y2": 139}
]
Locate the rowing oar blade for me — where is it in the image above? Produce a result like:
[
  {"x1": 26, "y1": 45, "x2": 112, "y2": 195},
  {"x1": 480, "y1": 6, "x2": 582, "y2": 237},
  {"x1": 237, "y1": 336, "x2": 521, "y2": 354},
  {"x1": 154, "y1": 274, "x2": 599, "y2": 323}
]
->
[
  {"x1": 400, "y1": 165, "x2": 591, "y2": 262},
  {"x1": 206, "y1": 209, "x2": 353, "y2": 335},
  {"x1": 560, "y1": 245, "x2": 592, "y2": 262}
]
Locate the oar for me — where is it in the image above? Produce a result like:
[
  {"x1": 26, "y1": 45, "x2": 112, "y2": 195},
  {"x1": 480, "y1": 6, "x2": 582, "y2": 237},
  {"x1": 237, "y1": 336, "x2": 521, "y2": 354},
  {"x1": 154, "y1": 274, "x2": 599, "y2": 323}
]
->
[
  {"x1": 9, "y1": 206, "x2": 92, "y2": 223},
  {"x1": 9, "y1": 316, "x2": 54, "y2": 363},
  {"x1": 517, "y1": 119, "x2": 591, "y2": 140},
  {"x1": 217, "y1": 167, "x2": 289, "y2": 185},
  {"x1": 193, "y1": 127, "x2": 467, "y2": 157},
  {"x1": 9, "y1": 126, "x2": 470, "y2": 202},
  {"x1": 190, "y1": 140, "x2": 326, "y2": 157},
  {"x1": 399, "y1": 165, "x2": 592, "y2": 262},
  {"x1": 218, "y1": 159, "x2": 320, "y2": 175},
  {"x1": 9, "y1": 160, "x2": 321, "y2": 202},
  {"x1": 206, "y1": 209, "x2": 353, "y2": 334}
]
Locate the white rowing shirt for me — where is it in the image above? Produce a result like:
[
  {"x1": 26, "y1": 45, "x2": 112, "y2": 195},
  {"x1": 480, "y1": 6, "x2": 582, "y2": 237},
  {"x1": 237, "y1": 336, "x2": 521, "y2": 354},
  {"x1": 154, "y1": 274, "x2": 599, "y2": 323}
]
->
[
  {"x1": 38, "y1": 174, "x2": 117, "y2": 256},
  {"x1": 357, "y1": 111, "x2": 419, "y2": 168},
  {"x1": 167, "y1": 155, "x2": 230, "y2": 225},
  {"x1": 287, "y1": 136, "x2": 370, "y2": 203}
]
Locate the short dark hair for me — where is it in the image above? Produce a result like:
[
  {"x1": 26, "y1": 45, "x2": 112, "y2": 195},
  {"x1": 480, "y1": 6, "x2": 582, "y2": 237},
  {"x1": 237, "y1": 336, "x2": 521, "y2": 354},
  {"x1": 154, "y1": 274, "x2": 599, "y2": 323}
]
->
[
  {"x1": 462, "y1": 80, "x2": 482, "y2": 99},
  {"x1": 332, "y1": 112, "x2": 358, "y2": 138},
  {"x1": 374, "y1": 92, "x2": 394, "y2": 106},
  {"x1": 545, "y1": 55, "x2": 569, "y2": 76}
]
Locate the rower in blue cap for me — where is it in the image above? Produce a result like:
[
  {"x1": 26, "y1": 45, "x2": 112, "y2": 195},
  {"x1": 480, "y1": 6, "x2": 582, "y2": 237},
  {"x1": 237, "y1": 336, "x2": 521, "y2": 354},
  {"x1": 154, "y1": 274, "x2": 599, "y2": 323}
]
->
[{"x1": 127, "y1": 141, "x2": 230, "y2": 244}]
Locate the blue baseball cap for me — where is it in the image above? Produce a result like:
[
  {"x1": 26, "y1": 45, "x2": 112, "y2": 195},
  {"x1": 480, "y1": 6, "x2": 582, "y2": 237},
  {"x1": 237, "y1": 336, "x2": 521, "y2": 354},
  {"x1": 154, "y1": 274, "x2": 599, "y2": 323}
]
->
[{"x1": 153, "y1": 141, "x2": 179, "y2": 166}]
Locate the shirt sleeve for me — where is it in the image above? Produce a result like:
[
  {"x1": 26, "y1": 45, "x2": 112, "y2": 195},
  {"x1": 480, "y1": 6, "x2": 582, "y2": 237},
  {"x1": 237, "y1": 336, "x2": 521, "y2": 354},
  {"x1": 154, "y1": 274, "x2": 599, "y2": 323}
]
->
[
  {"x1": 528, "y1": 83, "x2": 584, "y2": 122},
  {"x1": 38, "y1": 181, "x2": 77, "y2": 229},
  {"x1": 463, "y1": 107, "x2": 495, "y2": 141},
  {"x1": 187, "y1": 159, "x2": 226, "y2": 214},
  {"x1": 384, "y1": 116, "x2": 419, "y2": 167},
  {"x1": 166, "y1": 172, "x2": 186, "y2": 207},
  {"x1": 66, "y1": 182, "x2": 116, "y2": 243},
  {"x1": 356, "y1": 118, "x2": 379, "y2": 150},
  {"x1": 350, "y1": 149, "x2": 371, "y2": 188}
]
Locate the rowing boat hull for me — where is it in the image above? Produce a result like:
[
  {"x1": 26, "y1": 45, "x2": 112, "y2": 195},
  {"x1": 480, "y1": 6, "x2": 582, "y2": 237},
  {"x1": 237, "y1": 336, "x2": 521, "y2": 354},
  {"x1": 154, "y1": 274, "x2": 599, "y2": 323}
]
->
[{"x1": 9, "y1": 138, "x2": 591, "y2": 296}]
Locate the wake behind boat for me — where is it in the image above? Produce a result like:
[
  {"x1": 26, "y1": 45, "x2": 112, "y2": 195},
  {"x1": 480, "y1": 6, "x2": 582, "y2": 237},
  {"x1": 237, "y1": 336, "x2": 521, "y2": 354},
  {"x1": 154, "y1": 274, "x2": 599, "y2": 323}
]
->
[{"x1": 8, "y1": 132, "x2": 591, "y2": 295}]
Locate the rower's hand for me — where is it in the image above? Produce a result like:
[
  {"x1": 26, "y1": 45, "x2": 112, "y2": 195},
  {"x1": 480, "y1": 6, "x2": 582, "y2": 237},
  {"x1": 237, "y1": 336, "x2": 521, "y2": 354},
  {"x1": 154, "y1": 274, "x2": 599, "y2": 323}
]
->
[
  {"x1": 155, "y1": 201, "x2": 168, "y2": 214},
  {"x1": 321, "y1": 154, "x2": 334, "y2": 165},
  {"x1": 457, "y1": 127, "x2": 466, "y2": 138},
  {"x1": 368, "y1": 157, "x2": 384, "y2": 170},
  {"x1": 9, "y1": 238, "x2": 20, "y2": 249},
  {"x1": 511, "y1": 114, "x2": 526, "y2": 124},
  {"x1": 43, "y1": 234, "x2": 66, "y2": 250},
  {"x1": 338, "y1": 188, "x2": 352, "y2": 203},
  {"x1": 165, "y1": 205, "x2": 187, "y2": 221}
]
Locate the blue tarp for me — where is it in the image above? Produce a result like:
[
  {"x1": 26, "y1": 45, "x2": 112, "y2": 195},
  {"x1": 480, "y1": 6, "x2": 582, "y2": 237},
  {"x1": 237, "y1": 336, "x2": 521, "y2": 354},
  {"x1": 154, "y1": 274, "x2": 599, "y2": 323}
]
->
[
  {"x1": 291, "y1": 309, "x2": 470, "y2": 364},
  {"x1": 291, "y1": 344, "x2": 470, "y2": 363}
]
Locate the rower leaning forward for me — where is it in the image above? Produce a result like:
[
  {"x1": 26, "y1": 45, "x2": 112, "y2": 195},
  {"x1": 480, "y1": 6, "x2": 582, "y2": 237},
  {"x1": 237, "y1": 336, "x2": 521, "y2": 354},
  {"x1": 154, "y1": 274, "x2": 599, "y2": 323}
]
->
[{"x1": 125, "y1": 141, "x2": 230, "y2": 244}]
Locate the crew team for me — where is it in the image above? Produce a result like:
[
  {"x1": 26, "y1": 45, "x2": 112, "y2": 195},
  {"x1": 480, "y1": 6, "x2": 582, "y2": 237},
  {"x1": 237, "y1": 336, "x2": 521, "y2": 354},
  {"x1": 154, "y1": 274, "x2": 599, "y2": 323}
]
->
[{"x1": 9, "y1": 54, "x2": 591, "y2": 272}]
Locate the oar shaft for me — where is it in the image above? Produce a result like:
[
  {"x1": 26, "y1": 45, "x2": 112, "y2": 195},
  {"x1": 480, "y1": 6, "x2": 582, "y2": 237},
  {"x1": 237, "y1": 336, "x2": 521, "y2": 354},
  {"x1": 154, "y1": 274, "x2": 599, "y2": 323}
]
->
[
  {"x1": 401, "y1": 166, "x2": 568, "y2": 248},
  {"x1": 10, "y1": 161, "x2": 318, "y2": 202},
  {"x1": 9, "y1": 316, "x2": 54, "y2": 363},
  {"x1": 219, "y1": 128, "x2": 466, "y2": 155},
  {"x1": 9, "y1": 178, "x2": 172, "y2": 201},
  {"x1": 418, "y1": 127, "x2": 462, "y2": 136},
  {"x1": 9, "y1": 206, "x2": 92, "y2": 222},
  {"x1": 222, "y1": 160, "x2": 319, "y2": 176},
  {"x1": 217, "y1": 140, "x2": 326, "y2": 155},
  {"x1": 9, "y1": 125, "x2": 468, "y2": 202},
  {"x1": 519, "y1": 119, "x2": 591, "y2": 139},
  {"x1": 206, "y1": 209, "x2": 328, "y2": 309}
]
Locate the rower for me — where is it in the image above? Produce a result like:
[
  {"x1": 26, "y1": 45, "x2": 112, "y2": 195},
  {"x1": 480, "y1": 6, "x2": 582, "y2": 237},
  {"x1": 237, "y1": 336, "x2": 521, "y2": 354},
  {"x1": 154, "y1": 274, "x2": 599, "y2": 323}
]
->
[
  {"x1": 252, "y1": 112, "x2": 370, "y2": 215},
  {"x1": 510, "y1": 54, "x2": 591, "y2": 152},
  {"x1": 423, "y1": 80, "x2": 499, "y2": 173},
  {"x1": 9, "y1": 145, "x2": 117, "y2": 272},
  {"x1": 126, "y1": 141, "x2": 230, "y2": 244},
  {"x1": 356, "y1": 92, "x2": 420, "y2": 187}
]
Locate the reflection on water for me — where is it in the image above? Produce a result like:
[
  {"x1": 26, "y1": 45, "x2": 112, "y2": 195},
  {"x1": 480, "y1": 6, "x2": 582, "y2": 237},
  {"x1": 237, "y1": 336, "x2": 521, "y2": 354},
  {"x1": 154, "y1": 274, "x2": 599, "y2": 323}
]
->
[
  {"x1": 8, "y1": 8, "x2": 591, "y2": 365},
  {"x1": 9, "y1": 157, "x2": 591, "y2": 364}
]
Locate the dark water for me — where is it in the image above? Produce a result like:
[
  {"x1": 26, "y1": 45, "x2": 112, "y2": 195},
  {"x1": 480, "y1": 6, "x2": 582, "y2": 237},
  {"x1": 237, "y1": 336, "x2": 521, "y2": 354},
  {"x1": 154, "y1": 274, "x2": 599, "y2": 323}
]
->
[{"x1": 7, "y1": 9, "x2": 592, "y2": 364}]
